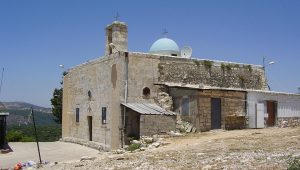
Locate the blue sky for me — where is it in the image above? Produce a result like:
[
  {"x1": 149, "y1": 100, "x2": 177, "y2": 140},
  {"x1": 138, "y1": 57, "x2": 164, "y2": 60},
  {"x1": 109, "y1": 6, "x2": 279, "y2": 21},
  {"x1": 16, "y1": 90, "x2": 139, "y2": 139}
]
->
[{"x1": 0, "y1": 0, "x2": 300, "y2": 107}]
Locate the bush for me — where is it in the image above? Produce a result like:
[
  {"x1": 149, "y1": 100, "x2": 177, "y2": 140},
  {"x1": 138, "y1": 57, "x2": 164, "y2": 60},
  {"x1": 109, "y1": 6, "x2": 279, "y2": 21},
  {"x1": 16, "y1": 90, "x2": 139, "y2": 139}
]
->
[
  {"x1": 6, "y1": 130, "x2": 23, "y2": 142},
  {"x1": 288, "y1": 157, "x2": 300, "y2": 170},
  {"x1": 126, "y1": 143, "x2": 141, "y2": 152},
  {"x1": 6, "y1": 130, "x2": 35, "y2": 142},
  {"x1": 7, "y1": 124, "x2": 62, "y2": 142},
  {"x1": 21, "y1": 136, "x2": 35, "y2": 142}
]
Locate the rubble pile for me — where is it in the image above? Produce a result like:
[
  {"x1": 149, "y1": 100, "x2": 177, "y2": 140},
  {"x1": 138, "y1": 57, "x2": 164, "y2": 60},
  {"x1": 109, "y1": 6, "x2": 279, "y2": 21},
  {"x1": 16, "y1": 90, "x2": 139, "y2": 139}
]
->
[{"x1": 176, "y1": 120, "x2": 197, "y2": 133}]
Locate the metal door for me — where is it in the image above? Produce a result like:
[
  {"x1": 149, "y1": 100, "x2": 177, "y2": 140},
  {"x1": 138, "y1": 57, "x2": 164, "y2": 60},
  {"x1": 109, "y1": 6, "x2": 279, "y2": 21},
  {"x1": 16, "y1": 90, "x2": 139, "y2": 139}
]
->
[{"x1": 211, "y1": 98, "x2": 221, "y2": 129}]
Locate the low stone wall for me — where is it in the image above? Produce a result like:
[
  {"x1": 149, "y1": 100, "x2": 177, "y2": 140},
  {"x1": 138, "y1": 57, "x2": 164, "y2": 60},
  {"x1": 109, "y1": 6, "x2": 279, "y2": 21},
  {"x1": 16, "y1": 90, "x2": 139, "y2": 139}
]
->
[
  {"x1": 277, "y1": 117, "x2": 300, "y2": 127},
  {"x1": 61, "y1": 137, "x2": 110, "y2": 151},
  {"x1": 140, "y1": 115, "x2": 176, "y2": 136}
]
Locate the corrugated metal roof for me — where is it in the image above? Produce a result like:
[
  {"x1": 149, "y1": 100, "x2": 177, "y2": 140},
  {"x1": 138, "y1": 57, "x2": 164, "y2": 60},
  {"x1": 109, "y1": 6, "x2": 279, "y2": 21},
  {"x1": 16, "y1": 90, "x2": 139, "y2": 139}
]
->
[{"x1": 121, "y1": 103, "x2": 176, "y2": 116}]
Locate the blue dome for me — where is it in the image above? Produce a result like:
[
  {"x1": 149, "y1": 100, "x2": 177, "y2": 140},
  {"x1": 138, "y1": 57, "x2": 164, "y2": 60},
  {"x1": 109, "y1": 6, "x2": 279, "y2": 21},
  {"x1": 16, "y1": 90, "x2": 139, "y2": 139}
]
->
[{"x1": 149, "y1": 38, "x2": 180, "y2": 56}]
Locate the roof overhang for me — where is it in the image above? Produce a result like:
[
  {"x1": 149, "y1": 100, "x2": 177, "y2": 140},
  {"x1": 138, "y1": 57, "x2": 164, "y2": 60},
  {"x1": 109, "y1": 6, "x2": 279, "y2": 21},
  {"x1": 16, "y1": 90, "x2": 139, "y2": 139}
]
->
[
  {"x1": 155, "y1": 82, "x2": 300, "y2": 96},
  {"x1": 121, "y1": 103, "x2": 176, "y2": 116},
  {"x1": 0, "y1": 112, "x2": 9, "y2": 116}
]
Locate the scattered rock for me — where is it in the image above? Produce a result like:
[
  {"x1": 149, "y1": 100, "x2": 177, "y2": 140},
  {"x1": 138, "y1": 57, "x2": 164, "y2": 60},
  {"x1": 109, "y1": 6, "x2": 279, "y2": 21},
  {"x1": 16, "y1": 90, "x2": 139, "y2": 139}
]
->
[
  {"x1": 140, "y1": 147, "x2": 146, "y2": 151},
  {"x1": 202, "y1": 165, "x2": 212, "y2": 170},
  {"x1": 197, "y1": 153, "x2": 205, "y2": 156},
  {"x1": 143, "y1": 137, "x2": 154, "y2": 144},
  {"x1": 131, "y1": 140, "x2": 141, "y2": 144},
  {"x1": 75, "y1": 164, "x2": 84, "y2": 167},
  {"x1": 113, "y1": 149, "x2": 125, "y2": 154},
  {"x1": 80, "y1": 156, "x2": 96, "y2": 161},
  {"x1": 280, "y1": 120, "x2": 288, "y2": 128},
  {"x1": 116, "y1": 157, "x2": 125, "y2": 160},
  {"x1": 168, "y1": 131, "x2": 183, "y2": 137},
  {"x1": 152, "y1": 142, "x2": 160, "y2": 148}
]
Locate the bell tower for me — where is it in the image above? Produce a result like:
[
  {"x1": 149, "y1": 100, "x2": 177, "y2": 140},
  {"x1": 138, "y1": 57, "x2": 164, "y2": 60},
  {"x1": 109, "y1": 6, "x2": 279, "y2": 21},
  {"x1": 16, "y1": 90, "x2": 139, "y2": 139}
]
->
[{"x1": 105, "y1": 21, "x2": 128, "y2": 55}]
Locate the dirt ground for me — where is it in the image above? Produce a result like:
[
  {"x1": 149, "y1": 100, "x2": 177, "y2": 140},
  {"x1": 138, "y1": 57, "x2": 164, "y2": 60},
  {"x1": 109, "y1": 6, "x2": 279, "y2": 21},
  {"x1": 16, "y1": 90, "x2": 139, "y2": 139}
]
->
[{"x1": 42, "y1": 127, "x2": 300, "y2": 169}]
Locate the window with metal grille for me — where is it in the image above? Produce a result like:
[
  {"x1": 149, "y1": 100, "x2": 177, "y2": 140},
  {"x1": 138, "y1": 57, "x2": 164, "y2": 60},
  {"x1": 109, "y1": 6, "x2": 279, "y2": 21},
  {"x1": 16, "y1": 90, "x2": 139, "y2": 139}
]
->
[
  {"x1": 102, "y1": 107, "x2": 107, "y2": 124},
  {"x1": 76, "y1": 108, "x2": 80, "y2": 122}
]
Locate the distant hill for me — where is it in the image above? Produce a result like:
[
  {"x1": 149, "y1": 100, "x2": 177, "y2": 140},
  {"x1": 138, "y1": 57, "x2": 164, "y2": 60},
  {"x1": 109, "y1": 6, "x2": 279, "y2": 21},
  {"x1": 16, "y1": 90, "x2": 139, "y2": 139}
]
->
[
  {"x1": 0, "y1": 102, "x2": 57, "y2": 127},
  {"x1": 1, "y1": 101, "x2": 52, "y2": 113}
]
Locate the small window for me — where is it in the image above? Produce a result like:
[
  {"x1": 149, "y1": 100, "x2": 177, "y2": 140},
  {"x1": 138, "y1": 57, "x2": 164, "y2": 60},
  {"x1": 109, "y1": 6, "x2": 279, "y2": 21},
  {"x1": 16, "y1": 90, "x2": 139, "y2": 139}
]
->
[
  {"x1": 171, "y1": 54, "x2": 177, "y2": 56},
  {"x1": 182, "y1": 97, "x2": 189, "y2": 115},
  {"x1": 76, "y1": 108, "x2": 80, "y2": 122},
  {"x1": 102, "y1": 107, "x2": 107, "y2": 124},
  {"x1": 143, "y1": 87, "x2": 150, "y2": 97}
]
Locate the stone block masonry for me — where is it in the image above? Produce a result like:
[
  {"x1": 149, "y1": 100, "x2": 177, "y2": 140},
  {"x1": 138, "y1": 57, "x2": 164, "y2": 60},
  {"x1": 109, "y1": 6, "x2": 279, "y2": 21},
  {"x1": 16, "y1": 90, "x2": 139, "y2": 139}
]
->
[
  {"x1": 140, "y1": 115, "x2": 176, "y2": 136},
  {"x1": 277, "y1": 117, "x2": 300, "y2": 127},
  {"x1": 171, "y1": 88, "x2": 246, "y2": 131},
  {"x1": 158, "y1": 57, "x2": 266, "y2": 90}
]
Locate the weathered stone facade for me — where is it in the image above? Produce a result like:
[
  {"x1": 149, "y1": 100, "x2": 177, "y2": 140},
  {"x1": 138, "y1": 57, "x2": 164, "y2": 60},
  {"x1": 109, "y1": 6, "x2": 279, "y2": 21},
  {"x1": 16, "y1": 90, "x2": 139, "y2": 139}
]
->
[
  {"x1": 158, "y1": 57, "x2": 266, "y2": 90},
  {"x1": 171, "y1": 88, "x2": 246, "y2": 131},
  {"x1": 62, "y1": 53, "x2": 126, "y2": 150}
]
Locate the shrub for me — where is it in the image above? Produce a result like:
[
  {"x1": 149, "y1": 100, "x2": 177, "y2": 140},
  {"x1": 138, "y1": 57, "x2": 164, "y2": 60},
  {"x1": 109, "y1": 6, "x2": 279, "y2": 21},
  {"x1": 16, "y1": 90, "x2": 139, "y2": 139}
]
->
[
  {"x1": 287, "y1": 157, "x2": 300, "y2": 170},
  {"x1": 203, "y1": 60, "x2": 213, "y2": 69},
  {"x1": 225, "y1": 64, "x2": 232, "y2": 71},
  {"x1": 21, "y1": 136, "x2": 35, "y2": 142},
  {"x1": 194, "y1": 60, "x2": 201, "y2": 67},
  {"x1": 234, "y1": 64, "x2": 240, "y2": 68},
  {"x1": 126, "y1": 143, "x2": 141, "y2": 152},
  {"x1": 6, "y1": 130, "x2": 23, "y2": 142},
  {"x1": 7, "y1": 124, "x2": 61, "y2": 142},
  {"x1": 221, "y1": 63, "x2": 226, "y2": 72}
]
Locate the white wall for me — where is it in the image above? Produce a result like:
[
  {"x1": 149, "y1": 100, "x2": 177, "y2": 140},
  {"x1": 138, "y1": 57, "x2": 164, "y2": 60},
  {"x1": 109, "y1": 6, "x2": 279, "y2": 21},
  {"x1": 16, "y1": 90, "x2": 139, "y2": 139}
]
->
[{"x1": 247, "y1": 91, "x2": 300, "y2": 128}]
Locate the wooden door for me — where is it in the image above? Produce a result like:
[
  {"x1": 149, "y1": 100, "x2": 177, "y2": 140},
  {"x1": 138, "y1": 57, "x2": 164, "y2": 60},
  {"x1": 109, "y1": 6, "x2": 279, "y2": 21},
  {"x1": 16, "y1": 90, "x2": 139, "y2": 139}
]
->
[{"x1": 266, "y1": 101, "x2": 276, "y2": 126}]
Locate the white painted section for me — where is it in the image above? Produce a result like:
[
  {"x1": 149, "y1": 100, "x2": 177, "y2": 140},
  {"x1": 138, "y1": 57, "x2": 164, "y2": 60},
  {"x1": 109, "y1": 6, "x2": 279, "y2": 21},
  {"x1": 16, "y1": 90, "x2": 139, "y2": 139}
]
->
[
  {"x1": 248, "y1": 103, "x2": 264, "y2": 128},
  {"x1": 248, "y1": 102, "x2": 256, "y2": 128},
  {"x1": 256, "y1": 103, "x2": 265, "y2": 128},
  {"x1": 247, "y1": 91, "x2": 300, "y2": 128}
]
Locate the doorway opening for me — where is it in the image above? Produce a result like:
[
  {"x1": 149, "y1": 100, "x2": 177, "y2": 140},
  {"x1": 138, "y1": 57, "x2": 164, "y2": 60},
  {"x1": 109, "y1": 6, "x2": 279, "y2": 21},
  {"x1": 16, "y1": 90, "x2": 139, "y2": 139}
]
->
[
  {"x1": 87, "y1": 116, "x2": 92, "y2": 141},
  {"x1": 211, "y1": 98, "x2": 221, "y2": 129},
  {"x1": 266, "y1": 101, "x2": 277, "y2": 126}
]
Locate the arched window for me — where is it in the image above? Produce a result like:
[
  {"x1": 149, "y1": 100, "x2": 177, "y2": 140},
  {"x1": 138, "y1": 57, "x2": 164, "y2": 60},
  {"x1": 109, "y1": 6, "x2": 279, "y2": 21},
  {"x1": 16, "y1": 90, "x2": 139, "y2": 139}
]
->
[{"x1": 142, "y1": 87, "x2": 150, "y2": 97}]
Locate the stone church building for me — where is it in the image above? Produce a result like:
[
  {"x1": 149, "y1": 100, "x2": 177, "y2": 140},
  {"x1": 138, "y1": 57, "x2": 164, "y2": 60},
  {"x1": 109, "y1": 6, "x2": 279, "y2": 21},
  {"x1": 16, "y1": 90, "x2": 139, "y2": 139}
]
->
[{"x1": 62, "y1": 20, "x2": 272, "y2": 150}]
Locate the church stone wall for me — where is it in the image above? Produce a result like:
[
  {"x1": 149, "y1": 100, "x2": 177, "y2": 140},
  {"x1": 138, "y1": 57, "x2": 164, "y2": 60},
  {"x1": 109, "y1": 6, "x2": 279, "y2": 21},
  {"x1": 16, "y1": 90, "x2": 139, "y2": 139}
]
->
[
  {"x1": 62, "y1": 53, "x2": 125, "y2": 150},
  {"x1": 126, "y1": 53, "x2": 161, "y2": 104},
  {"x1": 158, "y1": 57, "x2": 266, "y2": 90}
]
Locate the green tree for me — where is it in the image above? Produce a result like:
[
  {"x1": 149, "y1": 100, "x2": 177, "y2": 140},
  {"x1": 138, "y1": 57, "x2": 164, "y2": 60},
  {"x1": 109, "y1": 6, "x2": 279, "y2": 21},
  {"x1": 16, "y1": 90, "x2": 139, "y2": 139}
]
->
[
  {"x1": 51, "y1": 88, "x2": 63, "y2": 123},
  {"x1": 51, "y1": 72, "x2": 67, "y2": 123}
]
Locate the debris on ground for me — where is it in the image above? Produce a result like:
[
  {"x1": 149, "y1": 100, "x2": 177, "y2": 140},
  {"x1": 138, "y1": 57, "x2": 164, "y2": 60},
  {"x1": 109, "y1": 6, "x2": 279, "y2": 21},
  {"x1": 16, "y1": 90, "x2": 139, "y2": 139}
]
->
[
  {"x1": 176, "y1": 120, "x2": 197, "y2": 133},
  {"x1": 80, "y1": 156, "x2": 96, "y2": 161},
  {"x1": 37, "y1": 127, "x2": 300, "y2": 170}
]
